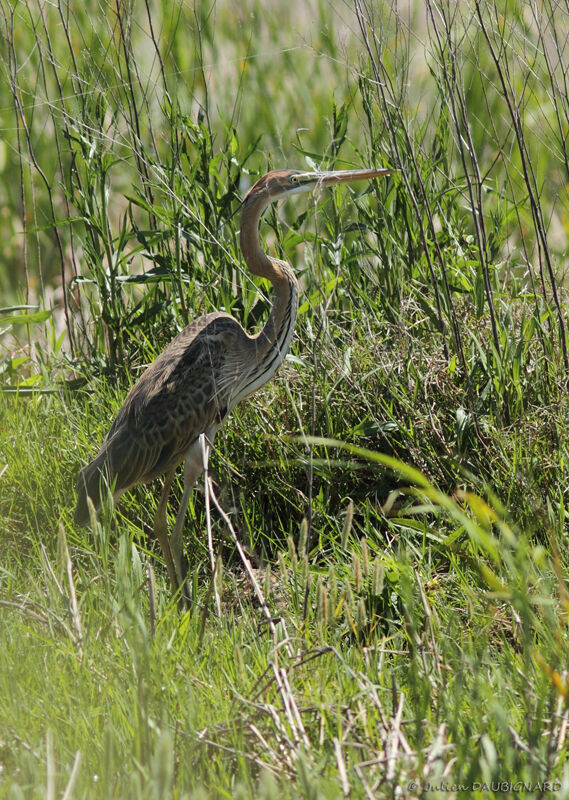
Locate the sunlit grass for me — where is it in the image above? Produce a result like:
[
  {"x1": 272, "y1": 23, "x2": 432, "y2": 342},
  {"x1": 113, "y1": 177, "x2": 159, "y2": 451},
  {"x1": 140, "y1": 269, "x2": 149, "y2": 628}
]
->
[{"x1": 2, "y1": 382, "x2": 569, "y2": 796}]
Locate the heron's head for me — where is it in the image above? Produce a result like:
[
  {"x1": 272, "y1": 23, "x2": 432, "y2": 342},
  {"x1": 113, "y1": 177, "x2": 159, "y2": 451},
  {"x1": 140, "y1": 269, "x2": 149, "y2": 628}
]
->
[{"x1": 243, "y1": 167, "x2": 398, "y2": 207}]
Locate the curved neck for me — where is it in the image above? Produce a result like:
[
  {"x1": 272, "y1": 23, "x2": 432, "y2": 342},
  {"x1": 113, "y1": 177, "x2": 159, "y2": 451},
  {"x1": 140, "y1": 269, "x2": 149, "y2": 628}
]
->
[
  {"x1": 239, "y1": 195, "x2": 282, "y2": 281},
  {"x1": 232, "y1": 194, "x2": 299, "y2": 404}
]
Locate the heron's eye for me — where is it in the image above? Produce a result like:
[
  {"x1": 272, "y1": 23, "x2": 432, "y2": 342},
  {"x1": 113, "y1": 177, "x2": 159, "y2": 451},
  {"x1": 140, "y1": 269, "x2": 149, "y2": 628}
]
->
[{"x1": 289, "y1": 174, "x2": 298, "y2": 183}]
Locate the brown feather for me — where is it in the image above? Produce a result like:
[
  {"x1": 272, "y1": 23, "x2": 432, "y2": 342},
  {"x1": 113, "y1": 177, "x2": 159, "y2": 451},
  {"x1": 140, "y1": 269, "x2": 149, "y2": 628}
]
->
[{"x1": 74, "y1": 312, "x2": 246, "y2": 524}]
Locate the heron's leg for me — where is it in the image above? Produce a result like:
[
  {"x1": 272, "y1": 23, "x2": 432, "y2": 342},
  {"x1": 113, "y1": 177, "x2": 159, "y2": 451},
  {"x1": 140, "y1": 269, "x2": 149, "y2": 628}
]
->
[
  {"x1": 170, "y1": 428, "x2": 217, "y2": 588},
  {"x1": 152, "y1": 467, "x2": 180, "y2": 598}
]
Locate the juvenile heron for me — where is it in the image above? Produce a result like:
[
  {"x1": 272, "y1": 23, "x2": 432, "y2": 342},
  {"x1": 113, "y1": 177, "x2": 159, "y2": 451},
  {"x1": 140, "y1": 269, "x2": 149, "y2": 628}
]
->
[{"x1": 74, "y1": 167, "x2": 396, "y2": 601}]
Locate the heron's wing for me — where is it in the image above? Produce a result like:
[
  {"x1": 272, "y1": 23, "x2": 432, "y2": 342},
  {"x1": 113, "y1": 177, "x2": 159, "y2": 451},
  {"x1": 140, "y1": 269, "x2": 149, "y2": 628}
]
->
[
  {"x1": 75, "y1": 314, "x2": 243, "y2": 521},
  {"x1": 108, "y1": 314, "x2": 242, "y2": 484}
]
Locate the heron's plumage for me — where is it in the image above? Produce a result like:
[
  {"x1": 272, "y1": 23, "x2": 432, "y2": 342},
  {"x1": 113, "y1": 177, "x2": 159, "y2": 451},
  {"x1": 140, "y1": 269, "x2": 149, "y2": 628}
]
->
[{"x1": 75, "y1": 313, "x2": 250, "y2": 523}]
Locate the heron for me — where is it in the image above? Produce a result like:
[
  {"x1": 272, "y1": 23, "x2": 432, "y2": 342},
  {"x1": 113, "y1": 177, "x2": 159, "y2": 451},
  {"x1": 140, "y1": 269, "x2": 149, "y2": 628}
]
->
[{"x1": 74, "y1": 166, "x2": 396, "y2": 603}]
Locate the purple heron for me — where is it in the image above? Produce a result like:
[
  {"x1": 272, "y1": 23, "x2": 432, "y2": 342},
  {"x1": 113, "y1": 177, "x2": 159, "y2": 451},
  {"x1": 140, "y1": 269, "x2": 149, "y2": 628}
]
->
[{"x1": 74, "y1": 167, "x2": 396, "y2": 602}]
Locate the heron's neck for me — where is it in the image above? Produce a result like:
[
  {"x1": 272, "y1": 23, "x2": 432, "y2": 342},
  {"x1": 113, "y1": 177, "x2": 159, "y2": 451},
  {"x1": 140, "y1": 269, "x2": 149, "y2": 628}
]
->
[
  {"x1": 239, "y1": 196, "x2": 282, "y2": 282},
  {"x1": 236, "y1": 197, "x2": 299, "y2": 395},
  {"x1": 256, "y1": 256, "x2": 298, "y2": 354}
]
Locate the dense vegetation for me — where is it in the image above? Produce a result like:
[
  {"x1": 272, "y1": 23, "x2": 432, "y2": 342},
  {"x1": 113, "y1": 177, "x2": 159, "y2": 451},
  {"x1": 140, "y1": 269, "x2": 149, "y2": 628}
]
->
[{"x1": 2, "y1": 1, "x2": 569, "y2": 797}]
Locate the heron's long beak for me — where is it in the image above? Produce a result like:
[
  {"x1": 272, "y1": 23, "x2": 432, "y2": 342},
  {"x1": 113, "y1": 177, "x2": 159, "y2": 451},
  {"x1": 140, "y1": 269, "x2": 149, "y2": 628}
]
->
[{"x1": 293, "y1": 167, "x2": 398, "y2": 191}]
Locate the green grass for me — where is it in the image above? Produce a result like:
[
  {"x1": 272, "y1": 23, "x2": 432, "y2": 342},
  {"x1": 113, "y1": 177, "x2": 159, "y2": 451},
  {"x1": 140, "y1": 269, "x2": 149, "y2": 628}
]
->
[{"x1": 2, "y1": 0, "x2": 569, "y2": 797}]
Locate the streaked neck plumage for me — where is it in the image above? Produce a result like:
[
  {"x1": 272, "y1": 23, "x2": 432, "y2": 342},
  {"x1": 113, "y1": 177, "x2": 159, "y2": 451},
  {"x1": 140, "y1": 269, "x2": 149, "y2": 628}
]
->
[{"x1": 234, "y1": 189, "x2": 299, "y2": 400}]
